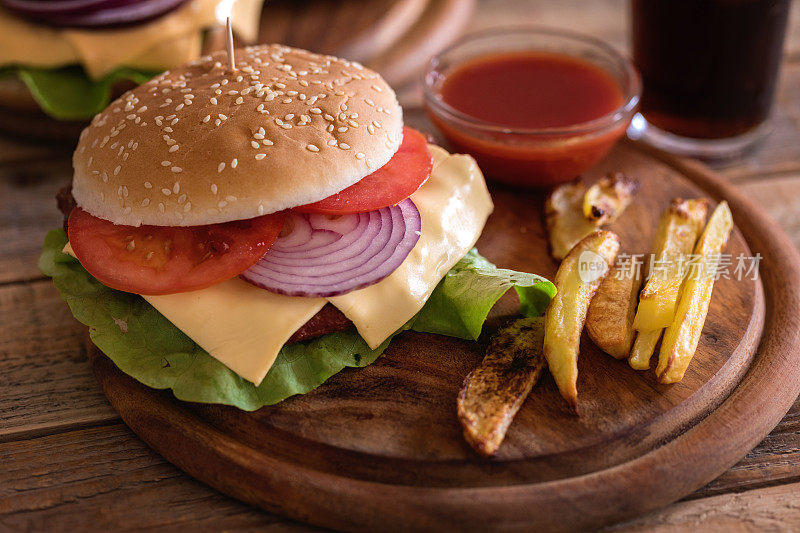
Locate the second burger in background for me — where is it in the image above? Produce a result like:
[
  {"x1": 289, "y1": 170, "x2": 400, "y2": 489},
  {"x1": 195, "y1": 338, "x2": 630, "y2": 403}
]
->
[{"x1": 0, "y1": 0, "x2": 263, "y2": 140}]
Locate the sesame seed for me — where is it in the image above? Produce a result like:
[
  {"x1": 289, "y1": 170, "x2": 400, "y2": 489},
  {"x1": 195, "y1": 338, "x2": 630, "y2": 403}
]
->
[
  {"x1": 176, "y1": 103, "x2": 184, "y2": 111},
  {"x1": 306, "y1": 144, "x2": 320, "y2": 152},
  {"x1": 262, "y1": 139, "x2": 274, "y2": 146},
  {"x1": 210, "y1": 97, "x2": 218, "y2": 105},
  {"x1": 310, "y1": 108, "x2": 322, "y2": 114},
  {"x1": 161, "y1": 161, "x2": 171, "y2": 166},
  {"x1": 171, "y1": 166, "x2": 183, "y2": 173},
  {"x1": 173, "y1": 182, "x2": 180, "y2": 193},
  {"x1": 144, "y1": 181, "x2": 152, "y2": 188},
  {"x1": 231, "y1": 158, "x2": 238, "y2": 168},
  {"x1": 251, "y1": 141, "x2": 260, "y2": 149},
  {"x1": 141, "y1": 198, "x2": 150, "y2": 207},
  {"x1": 225, "y1": 195, "x2": 237, "y2": 202},
  {"x1": 169, "y1": 145, "x2": 179, "y2": 153},
  {"x1": 211, "y1": 183, "x2": 219, "y2": 194},
  {"x1": 159, "y1": 203, "x2": 165, "y2": 213},
  {"x1": 203, "y1": 115, "x2": 211, "y2": 123},
  {"x1": 255, "y1": 153, "x2": 266, "y2": 160},
  {"x1": 164, "y1": 127, "x2": 173, "y2": 133},
  {"x1": 184, "y1": 202, "x2": 192, "y2": 213},
  {"x1": 162, "y1": 188, "x2": 172, "y2": 196},
  {"x1": 214, "y1": 119, "x2": 222, "y2": 126},
  {"x1": 356, "y1": 152, "x2": 365, "y2": 159},
  {"x1": 217, "y1": 163, "x2": 225, "y2": 173},
  {"x1": 219, "y1": 114, "x2": 227, "y2": 120},
  {"x1": 339, "y1": 143, "x2": 351, "y2": 150},
  {"x1": 114, "y1": 166, "x2": 121, "y2": 175}
]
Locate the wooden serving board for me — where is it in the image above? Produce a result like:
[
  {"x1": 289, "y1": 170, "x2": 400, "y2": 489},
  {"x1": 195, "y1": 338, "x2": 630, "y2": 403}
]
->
[
  {"x1": 87, "y1": 140, "x2": 800, "y2": 531},
  {"x1": 257, "y1": 0, "x2": 476, "y2": 88}
]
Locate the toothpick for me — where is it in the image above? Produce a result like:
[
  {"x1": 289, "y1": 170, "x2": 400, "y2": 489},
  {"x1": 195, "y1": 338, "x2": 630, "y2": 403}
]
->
[{"x1": 226, "y1": 17, "x2": 236, "y2": 71}]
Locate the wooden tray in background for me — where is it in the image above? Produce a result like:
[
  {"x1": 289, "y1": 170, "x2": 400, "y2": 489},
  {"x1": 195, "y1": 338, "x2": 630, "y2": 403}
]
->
[
  {"x1": 257, "y1": 0, "x2": 476, "y2": 88},
  {"x1": 88, "y1": 140, "x2": 800, "y2": 531}
]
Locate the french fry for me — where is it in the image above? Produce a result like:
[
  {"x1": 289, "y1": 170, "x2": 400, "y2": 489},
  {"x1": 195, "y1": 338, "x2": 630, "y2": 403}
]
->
[
  {"x1": 546, "y1": 174, "x2": 638, "y2": 261},
  {"x1": 582, "y1": 172, "x2": 640, "y2": 226},
  {"x1": 632, "y1": 199, "x2": 709, "y2": 333},
  {"x1": 656, "y1": 202, "x2": 733, "y2": 383},
  {"x1": 545, "y1": 181, "x2": 596, "y2": 261},
  {"x1": 628, "y1": 329, "x2": 661, "y2": 370},
  {"x1": 627, "y1": 199, "x2": 708, "y2": 370},
  {"x1": 457, "y1": 317, "x2": 547, "y2": 456},
  {"x1": 585, "y1": 263, "x2": 642, "y2": 359},
  {"x1": 544, "y1": 231, "x2": 620, "y2": 411}
]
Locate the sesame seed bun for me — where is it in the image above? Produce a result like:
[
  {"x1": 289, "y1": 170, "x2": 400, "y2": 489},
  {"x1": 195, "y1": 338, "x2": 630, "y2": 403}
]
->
[{"x1": 71, "y1": 44, "x2": 404, "y2": 226}]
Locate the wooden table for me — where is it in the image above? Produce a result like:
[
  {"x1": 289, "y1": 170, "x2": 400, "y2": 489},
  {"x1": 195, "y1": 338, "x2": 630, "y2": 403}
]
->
[{"x1": 2, "y1": 1, "x2": 800, "y2": 530}]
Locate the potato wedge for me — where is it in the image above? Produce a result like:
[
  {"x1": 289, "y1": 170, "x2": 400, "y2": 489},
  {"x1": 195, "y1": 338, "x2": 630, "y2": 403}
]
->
[
  {"x1": 632, "y1": 198, "x2": 709, "y2": 333},
  {"x1": 582, "y1": 172, "x2": 640, "y2": 226},
  {"x1": 457, "y1": 317, "x2": 546, "y2": 456},
  {"x1": 544, "y1": 231, "x2": 620, "y2": 411},
  {"x1": 586, "y1": 263, "x2": 642, "y2": 359},
  {"x1": 656, "y1": 202, "x2": 733, "y2": 384},
  {"x1": 545, "y1": 181, "x2": 596, "y2": 261},
  {"x1": 546, "y1": 175, "x2": 638, "y2": 261},
  {"x1": 628, "y1": 329, "x2": 661, "y2": 370}
]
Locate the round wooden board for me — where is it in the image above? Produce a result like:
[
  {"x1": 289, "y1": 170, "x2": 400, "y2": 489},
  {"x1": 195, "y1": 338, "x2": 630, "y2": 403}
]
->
[
  {"x1": 88, "y1": 140, "x2": 800, "y2": 531},
  {"x1": 256, "y1": 0, "x2": 476, "y2": 88}
]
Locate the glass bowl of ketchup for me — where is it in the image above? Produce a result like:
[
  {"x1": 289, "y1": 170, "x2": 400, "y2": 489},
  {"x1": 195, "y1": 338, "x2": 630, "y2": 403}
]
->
[{"x1": 424, "y1": 27, "x2": 641, "y2": 188}]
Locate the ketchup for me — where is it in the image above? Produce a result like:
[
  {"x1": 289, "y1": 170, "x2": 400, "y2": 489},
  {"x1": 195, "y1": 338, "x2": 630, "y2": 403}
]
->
[
  {"x1": 441, "y1": 52, "x2": 624, "y2": 129},
  {"x1": 428, "y1": 51, "x2": 633, "y2": 187}
]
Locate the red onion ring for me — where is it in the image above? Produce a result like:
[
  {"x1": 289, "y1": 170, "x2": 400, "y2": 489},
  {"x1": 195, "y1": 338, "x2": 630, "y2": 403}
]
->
[
  {"x1": 241, "y1": 199, "x2": 422, "y2": 298},
  {"x1": 0, "y1": 0, "x2": 188, "y2": 28}
]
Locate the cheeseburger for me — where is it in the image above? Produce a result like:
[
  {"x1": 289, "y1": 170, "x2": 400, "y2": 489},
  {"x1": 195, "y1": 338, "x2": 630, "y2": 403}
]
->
[
  {"x1": 0, "y1": 0, "x2": 262, "y2": 140},
  {"x1": 41, "y1": 44, "x2": 555, "y2": 410}
]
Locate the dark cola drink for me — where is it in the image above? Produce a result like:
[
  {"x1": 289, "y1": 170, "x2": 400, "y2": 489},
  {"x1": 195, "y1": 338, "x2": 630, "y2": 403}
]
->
[{"x1": 630, "y1": 0, "x2": 791, "y2": 156}]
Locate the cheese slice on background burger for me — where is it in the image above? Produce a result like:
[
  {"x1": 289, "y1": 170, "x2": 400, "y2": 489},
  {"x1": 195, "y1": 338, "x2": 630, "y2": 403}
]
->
[{"x1": 46, "y1": 44, "x2": 555, "y2": 407}]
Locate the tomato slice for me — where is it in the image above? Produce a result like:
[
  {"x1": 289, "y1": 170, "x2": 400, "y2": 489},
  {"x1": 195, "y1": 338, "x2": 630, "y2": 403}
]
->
[
  {"x1": 293, "y1": 126, "x2": 434, "y2": 215},
  {"x1": 67, "y1": 208, "x2": 285, "y2": 295}
]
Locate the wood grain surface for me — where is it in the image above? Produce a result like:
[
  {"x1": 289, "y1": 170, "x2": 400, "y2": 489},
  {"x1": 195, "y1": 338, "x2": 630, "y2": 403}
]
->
[
  {"x1": 2, "y1": 0, "x2": 800, "y2": 530},
  {"x1": 257, "y1": 0, "x2": 476, "y2": 87}
]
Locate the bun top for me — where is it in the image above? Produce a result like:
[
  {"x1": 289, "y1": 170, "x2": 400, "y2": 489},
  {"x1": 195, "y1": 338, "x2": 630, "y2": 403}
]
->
[{"x1": 72, "y1": 44, "x2": 403, "y2": 226}]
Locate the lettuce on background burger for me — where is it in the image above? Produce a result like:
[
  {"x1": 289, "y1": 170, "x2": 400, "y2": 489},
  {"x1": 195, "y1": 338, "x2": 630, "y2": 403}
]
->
[
  {"x1": 40, "y1": 44, "x2": 556, "y2": 410},
  {"x1": 0, "y1": 0, "x2": 262, "y2": 140}
]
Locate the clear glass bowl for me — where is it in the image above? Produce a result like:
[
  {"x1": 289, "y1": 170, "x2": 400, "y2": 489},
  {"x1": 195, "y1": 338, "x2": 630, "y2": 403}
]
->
[{"x1": 423, "y1": 27, "x2": 641, "y2": 187}]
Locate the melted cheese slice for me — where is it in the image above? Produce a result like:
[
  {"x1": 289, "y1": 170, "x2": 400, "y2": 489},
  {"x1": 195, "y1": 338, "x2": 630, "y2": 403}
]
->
[
  {"x1": 328, "y1": 146, "x2": 493, "y2": 348},
  {"x1": 0, "y1": 0, "x2": 262, "y2": 78},
  {"x1": 142, "y1": 281, "x2": 326, "y2": 385},
  {"x1": 63, "y1": 146, "x2": 492, "y2": 385}
]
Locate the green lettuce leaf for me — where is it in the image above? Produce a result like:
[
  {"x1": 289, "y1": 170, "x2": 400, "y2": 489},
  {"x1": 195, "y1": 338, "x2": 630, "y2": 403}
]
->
[
  {"x1": 40, "y1": 229, "x2": 554, "y2": 410},
  {"x1": 412, "y1": 249, "x2": 556, "y2": 339},
  {"x1": 17, "y1": 66, "x2": 158, "y2": 120}
]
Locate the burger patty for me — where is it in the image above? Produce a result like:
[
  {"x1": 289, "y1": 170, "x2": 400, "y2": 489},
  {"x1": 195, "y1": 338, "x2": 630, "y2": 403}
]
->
[{"x1": 57, "y1": 184, "x2": 354, "y2": 344}]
